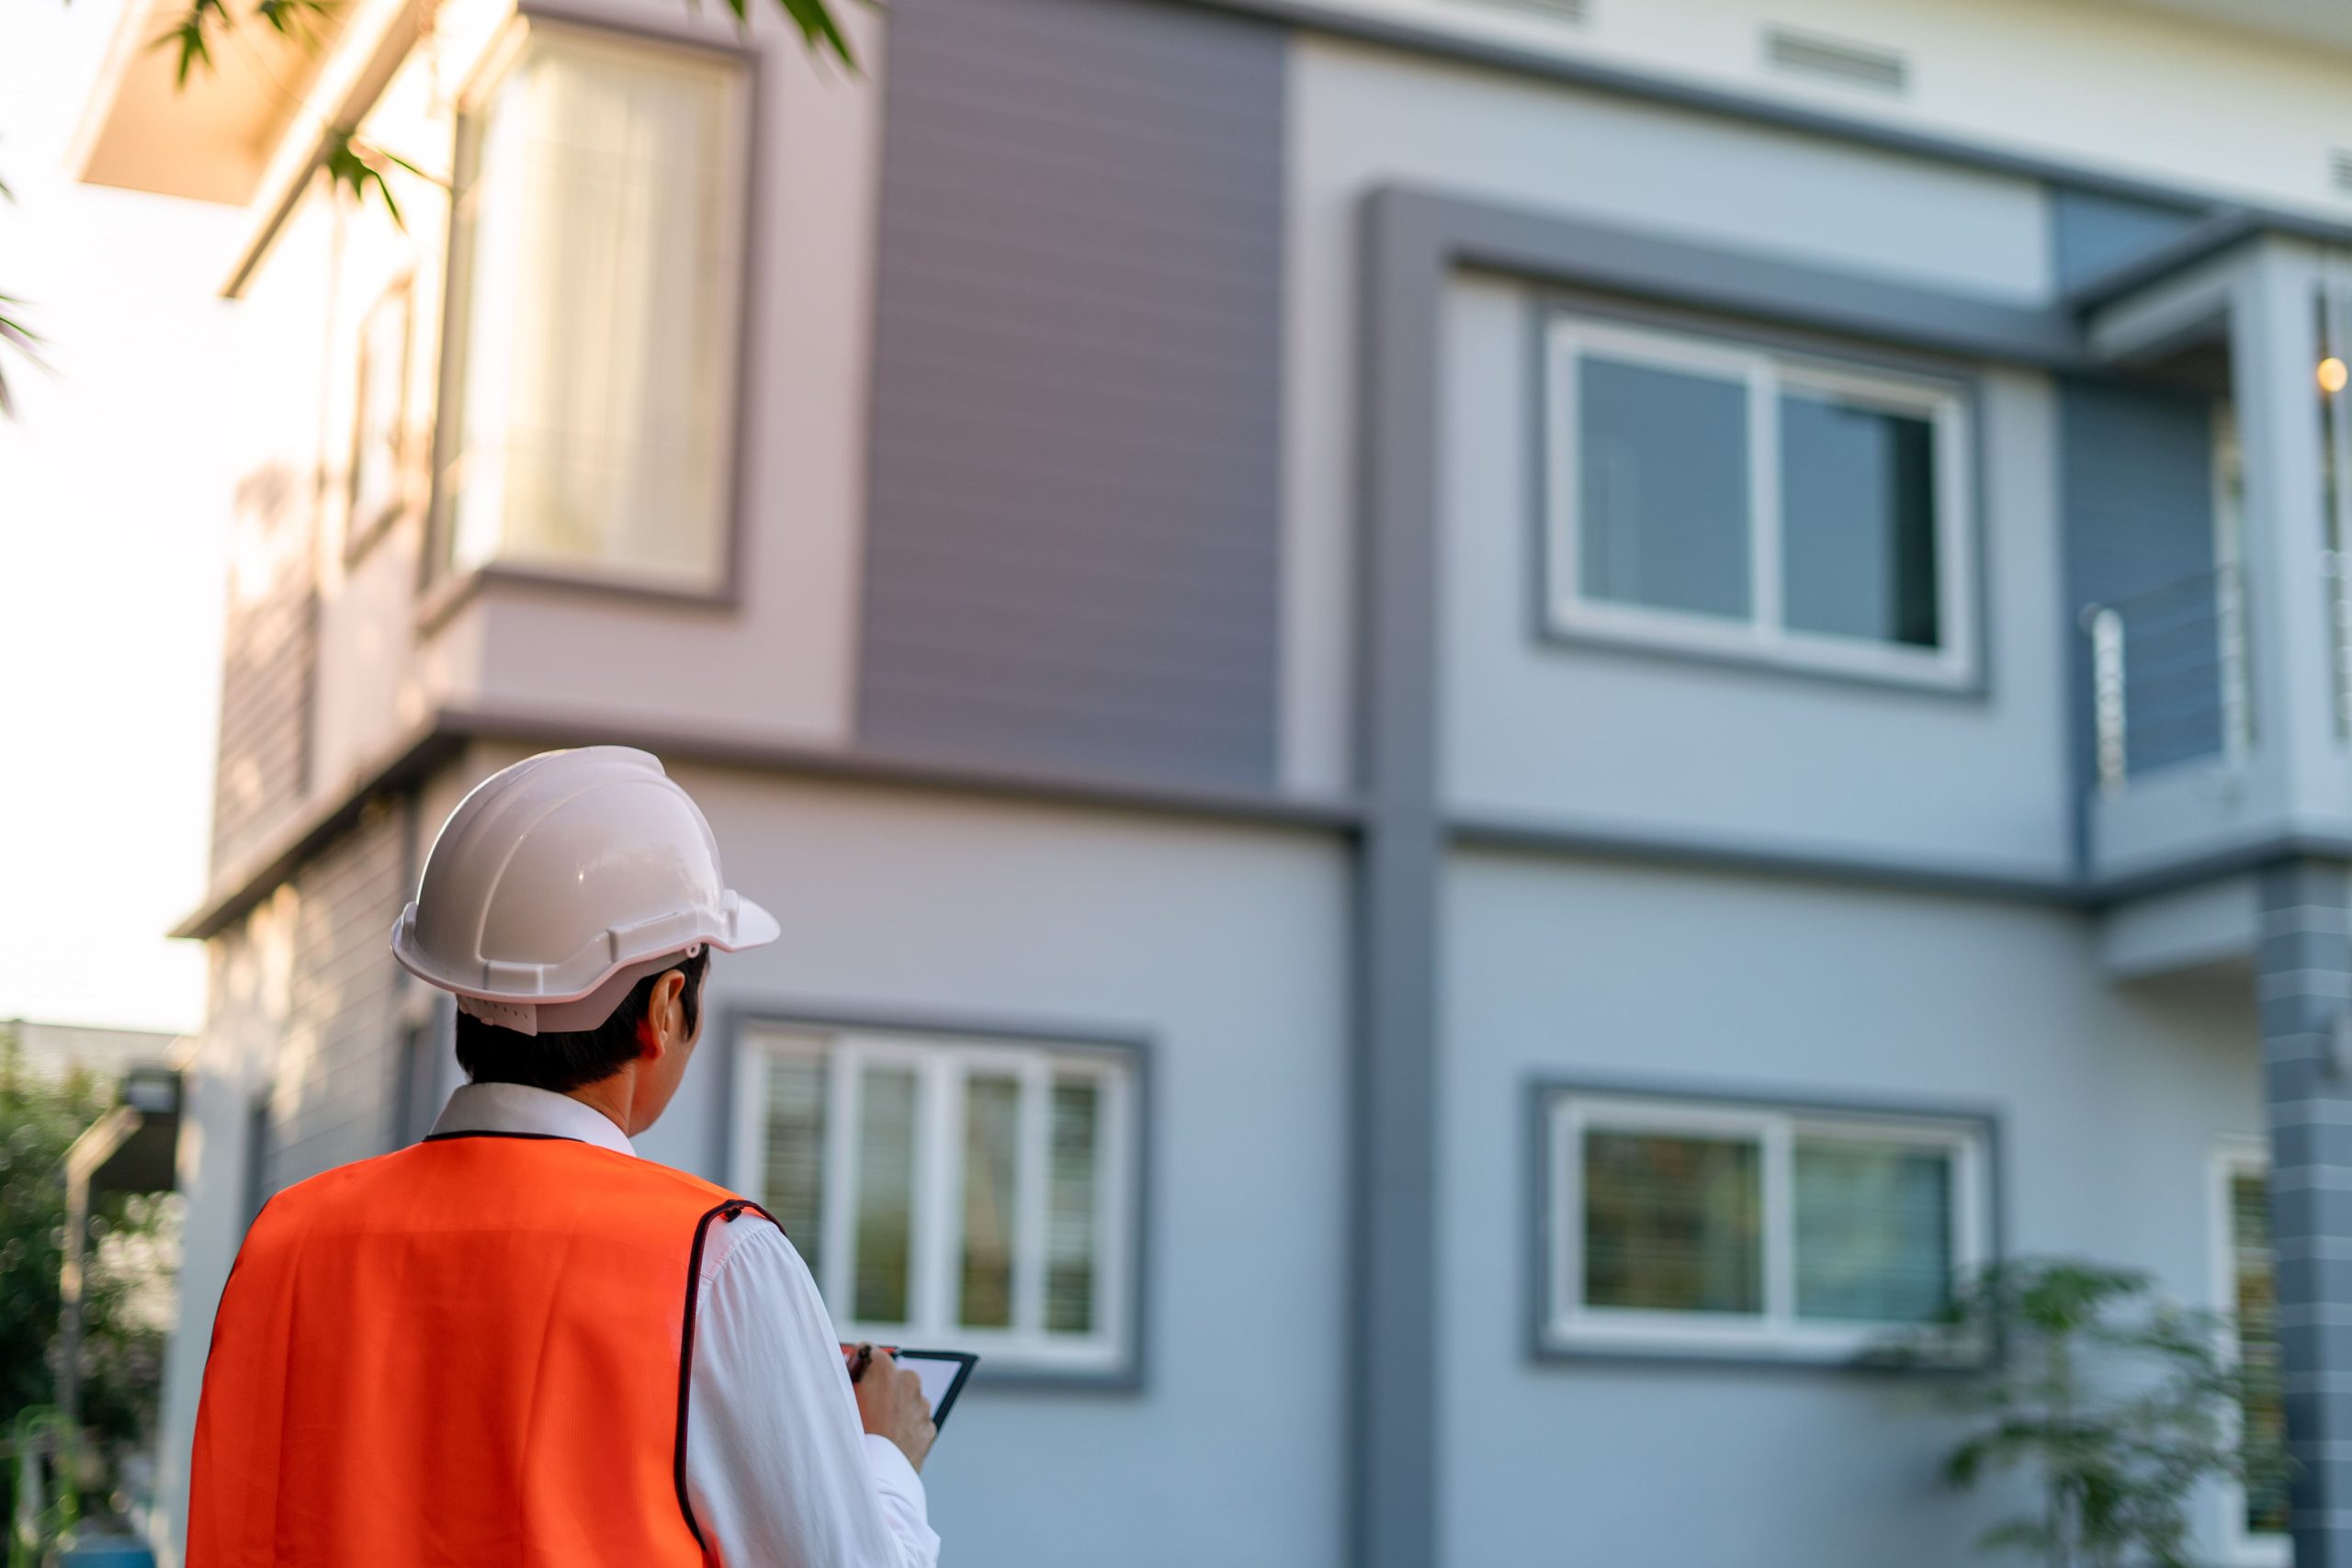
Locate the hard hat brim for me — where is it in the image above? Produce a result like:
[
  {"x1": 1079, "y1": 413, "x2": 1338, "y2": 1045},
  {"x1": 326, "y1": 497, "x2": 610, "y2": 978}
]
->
[{"x1": 390, "y1": 890, "x2": 781, "y2": 1007}]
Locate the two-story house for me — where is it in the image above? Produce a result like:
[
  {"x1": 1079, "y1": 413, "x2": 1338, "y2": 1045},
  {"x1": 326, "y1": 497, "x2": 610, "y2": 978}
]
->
[{"x1": 71, "y1": 0, "x2": 2352, "y2": 1562}]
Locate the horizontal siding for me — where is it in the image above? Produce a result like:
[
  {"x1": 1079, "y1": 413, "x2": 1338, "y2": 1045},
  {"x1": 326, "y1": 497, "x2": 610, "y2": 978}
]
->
[
  {"x1": 263, "y1": 800, "x2": 410, "y2": 1194},
  {"x1": 211, "y1": 464, "x2": 318, "y2": 873},
  {"x1": 858, "y1": 0, "x2": 1287, "y2": 788}
]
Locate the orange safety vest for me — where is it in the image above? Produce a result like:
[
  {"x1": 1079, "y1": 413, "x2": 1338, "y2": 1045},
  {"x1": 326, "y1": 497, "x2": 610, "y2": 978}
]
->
[{"x1": 187, "y1": 1132, "x2": 778, "y2": 1566}]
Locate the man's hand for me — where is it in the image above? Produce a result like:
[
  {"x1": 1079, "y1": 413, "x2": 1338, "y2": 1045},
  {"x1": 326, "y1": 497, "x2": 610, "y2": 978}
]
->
[{"x1": 852, "y1": 1346, "x2": 937, "y2": 1472}]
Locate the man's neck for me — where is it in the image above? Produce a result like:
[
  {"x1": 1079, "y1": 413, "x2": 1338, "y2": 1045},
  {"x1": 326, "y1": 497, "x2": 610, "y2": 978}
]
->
[{"x1": 564, "y1": 1069, "x2": 639, "y2": 1140}]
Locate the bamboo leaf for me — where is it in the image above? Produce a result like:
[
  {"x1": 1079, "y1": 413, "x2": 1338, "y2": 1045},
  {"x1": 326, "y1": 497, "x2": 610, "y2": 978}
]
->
[
  {"x1": 150, "y1": 0, "x2": 229, "y2": 85},
  {"x1": 254, "y1": 0, "x2": 334, "y2": 37}
]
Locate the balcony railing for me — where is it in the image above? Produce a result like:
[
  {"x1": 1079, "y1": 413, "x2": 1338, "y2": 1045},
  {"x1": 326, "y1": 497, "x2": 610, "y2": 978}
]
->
[{"x1": 2081, "y1": 562, "x2": 2252, "y2": 794}]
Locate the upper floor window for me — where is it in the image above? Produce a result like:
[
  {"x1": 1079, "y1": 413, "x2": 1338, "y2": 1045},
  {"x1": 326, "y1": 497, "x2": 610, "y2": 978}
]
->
[
  {"x1": 347, "y1": 276, "x2": 413, "y2": 562},
  {"x1": 1544, "y1": 315, "x2": 1977, "y2": 688},
  {"x1": 435, "y1": 21, "x2": 748, "y2": 592},
  {"x1": 731, "y1": 1021, "x2": 1142, "y2": 1379},
  {"x1": 1538, "y1": 1087, "x2": 1992, "y2": 1363}
]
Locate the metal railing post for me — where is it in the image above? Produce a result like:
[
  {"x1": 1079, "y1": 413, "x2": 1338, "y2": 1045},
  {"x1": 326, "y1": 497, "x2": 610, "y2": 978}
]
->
[
  {"x1": 2219, "y1": 560, "x2": 2255, "y2": 761},
  {"x1": 2088, "y1": 606, "x2": 2128, "y2": 793}
]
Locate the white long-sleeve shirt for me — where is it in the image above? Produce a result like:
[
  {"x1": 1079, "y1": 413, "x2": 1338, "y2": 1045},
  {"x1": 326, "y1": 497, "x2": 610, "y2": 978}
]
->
[{"x1": 427, "y1": 1083, "x2": 942, "y2": 1568}]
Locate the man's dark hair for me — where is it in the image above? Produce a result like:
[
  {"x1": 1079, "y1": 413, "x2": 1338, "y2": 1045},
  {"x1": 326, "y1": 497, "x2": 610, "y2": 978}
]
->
[{"x1": 455, "y1": 947, "x2": 712, "y2": 1092}]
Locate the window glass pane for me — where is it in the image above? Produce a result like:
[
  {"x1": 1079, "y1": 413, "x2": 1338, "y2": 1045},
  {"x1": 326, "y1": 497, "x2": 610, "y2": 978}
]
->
[
  {"x1": 1780, "y1": 391, "x2": 1941, "y2": 649},
  {"x1": 1577, "y1": 354, "x2": 1752, "y2": 622},
  {"x1": 2233, "y1": 1170, "x2": 2290, "y2": 1536},
  {"x1": 958, "y1": 1075, "x2": 1019, "y2": 1329},
  {"x1": 853, "y1": 1066, "x2": 917, "y2": 1325},
  {"x1": 1582, "y1": 1131, "x2": 1762, "y2": 1314},
  {"x1": 1792, "y1": 1137, "x2": 1952, "y2": 1324},
  {"x1": 442, "y1": 28, "x2": 741, "y2": 586},
  {"x1": 350, "y1": 288, "x2": 408, "y2": 539},
  {"x1": 1046, "y1": 1079, "x2": 1101, "y2": 1335},
  {"x1": 759, "y1": 1052, "x2": 826, "y2": 1285}
]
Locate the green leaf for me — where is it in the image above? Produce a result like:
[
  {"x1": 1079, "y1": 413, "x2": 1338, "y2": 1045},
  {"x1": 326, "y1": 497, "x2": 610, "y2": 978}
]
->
[
  {"x1": 775, "y1": 0, "x2": 857, "y2": 67},
  {"x1": 322, "y1": 129, "x2": 413, "y2": 231},
  {"x1": 151, "y1": 0, "x2": 229, "y2": 85},
  {"x1": 254, "y1": 0, "x2": 334, "y2": 39},
  {"x1": 0, "y1": 294, "x2": 51, "y2": 423}
]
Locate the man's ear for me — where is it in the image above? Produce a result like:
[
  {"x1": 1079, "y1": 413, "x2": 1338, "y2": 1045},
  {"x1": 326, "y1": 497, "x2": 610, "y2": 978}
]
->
[{"x1": 636, "y1": 971, "x2": 687, "y2": 1058}]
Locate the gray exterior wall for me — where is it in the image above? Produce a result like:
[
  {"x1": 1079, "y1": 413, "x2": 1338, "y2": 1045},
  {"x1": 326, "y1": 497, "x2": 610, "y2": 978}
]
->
[
  {"x1": 2257, "y1": 861, "x2": 2352, "y2": 1568},
  {"x1": 259, "y1": 799, "x2": 413, "y2": 1192},
  {"x1": 858, "y1": 0, "x2": 1286, "y2": 789},
  {"x1": 596, "y1": 758, "x2": 1352, "y2": 1568},
  {"x1": 209, "y1": 469, "x2": 316, "y2": 874},
  {"x1": 1432, "y1": 272, "x2": 2072, "y2": 879},
  {"x1": 2050, "y1": 186, "x2": 2207, "y2": 291},
  {"x1": 1288, "y1": 38, "x2": 2077, "y2": 884},
  {"x1": 1442, "y1": 852, "x2": 2264, "y2": 1566}
]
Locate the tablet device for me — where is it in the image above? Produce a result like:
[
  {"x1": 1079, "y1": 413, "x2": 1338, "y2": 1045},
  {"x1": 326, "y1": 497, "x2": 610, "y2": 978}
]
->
[{"x1": 842, "y1": 1345, "x2": 980, "y2": 1431}]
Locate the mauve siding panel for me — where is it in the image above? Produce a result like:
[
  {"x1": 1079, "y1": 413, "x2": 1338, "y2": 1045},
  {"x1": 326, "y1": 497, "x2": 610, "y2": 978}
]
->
[{"x1": 859, "y1": 0, "x2": 1286, "y2": 787}]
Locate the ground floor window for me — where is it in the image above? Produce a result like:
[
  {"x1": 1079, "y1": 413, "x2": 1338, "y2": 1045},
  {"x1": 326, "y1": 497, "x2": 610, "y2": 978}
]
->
[
  {"x1": 731, "y1": 1021, "x2": 1141, "y2": 1377},
  {"x1": 2213, "y1": 1141, "x2": 2290, "y2": 1562},
  {"x1": 1537, "y1": 1086, "x2": 1993, "y2": 1362}
]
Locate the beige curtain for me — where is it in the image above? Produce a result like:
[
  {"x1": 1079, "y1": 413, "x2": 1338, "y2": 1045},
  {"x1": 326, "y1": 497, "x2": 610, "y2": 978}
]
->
[{"x1": 447, "y1": 24, "x2": 745, "y2": 587}]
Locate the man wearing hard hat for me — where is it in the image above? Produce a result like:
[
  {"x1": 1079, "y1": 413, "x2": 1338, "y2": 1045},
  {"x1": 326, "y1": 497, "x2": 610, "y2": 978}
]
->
[{"x1": 186, "y1": 747, "x2": 941, "y2": 1566}]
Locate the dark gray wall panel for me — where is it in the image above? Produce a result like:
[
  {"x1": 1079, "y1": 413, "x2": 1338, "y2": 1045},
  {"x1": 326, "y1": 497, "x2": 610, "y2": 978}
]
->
[
  {"x1": 859, "y1": 0, "x2": 1285, "y2": 787},
  {"x1": 262, "y1": 800, "x2": 410, "y2": 1193},
  {"x1": 211, "y1": 463, "x2": 318, "y2": 874},
  {"x1": 2059, "y1": 378, "x2": 2224, "y2": 781},
  {"x1": 2051, "y1": 186, "x2": 2205, "y2": 291}
]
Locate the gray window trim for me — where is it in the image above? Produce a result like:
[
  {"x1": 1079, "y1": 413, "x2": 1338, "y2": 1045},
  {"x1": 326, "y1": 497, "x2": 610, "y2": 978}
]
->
[
  {"x1": 1523, "y1": 1075, "x2": 2005, "y2": 1372},
  {"x1": 416, "y1": 6, "x2": 765, "y2": 617},
  {"x1": 1526, "y1": 294, "x2": 1992, "y2": 698},
  {"x1": 712, "y1": 998, "x2": 1153, "y2": 1393}
]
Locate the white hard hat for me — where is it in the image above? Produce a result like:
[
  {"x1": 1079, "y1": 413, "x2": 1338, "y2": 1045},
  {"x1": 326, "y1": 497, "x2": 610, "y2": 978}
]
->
[{"x1": 390, "y1": 746, "x2": 779, "y2": 1036}]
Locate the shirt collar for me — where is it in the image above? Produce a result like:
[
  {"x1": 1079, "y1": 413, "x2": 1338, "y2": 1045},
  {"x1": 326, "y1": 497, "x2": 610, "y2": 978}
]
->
[{"x1": 426, "y1": 1082, "x2": 637, "y2": 1158}]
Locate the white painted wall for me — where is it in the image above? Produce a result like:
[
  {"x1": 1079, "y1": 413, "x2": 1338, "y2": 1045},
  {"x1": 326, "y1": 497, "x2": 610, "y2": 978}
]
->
[
  {"x1": 1270, "y1": 0, "x2": 2352, "y2": 219},
  {"x1": 1441, "y1": 851, "x2": 2264, "y2": 1566}
]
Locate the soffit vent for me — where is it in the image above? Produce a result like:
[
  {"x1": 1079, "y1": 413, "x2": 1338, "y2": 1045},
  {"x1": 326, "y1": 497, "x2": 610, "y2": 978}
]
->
[
  {"x1": 2331, "y1": 149, "x2": 2352, "y2": 197},
  {"x1": 1451, "y1": 0, "x2": 1586, "y2": 24},
  {"x1": 1764, "y1": 26, "x2": 1909, "y2": 96}
]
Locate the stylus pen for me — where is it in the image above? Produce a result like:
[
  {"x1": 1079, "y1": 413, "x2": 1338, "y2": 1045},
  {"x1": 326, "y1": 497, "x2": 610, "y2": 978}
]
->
[{"x1": 849, "y1": 1344, "x2": 872, "y2": 1384}]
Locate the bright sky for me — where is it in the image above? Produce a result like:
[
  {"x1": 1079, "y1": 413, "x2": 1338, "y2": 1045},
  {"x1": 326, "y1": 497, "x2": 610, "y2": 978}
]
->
[{"x1": 0, "y1": 0, "x2": 242, "y2": 1034}]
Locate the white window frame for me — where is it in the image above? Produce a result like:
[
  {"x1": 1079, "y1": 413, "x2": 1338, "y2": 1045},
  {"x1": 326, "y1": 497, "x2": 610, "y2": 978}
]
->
[
  {"x1": 731, "y1": 1023, "x2": 1140, "y2": 1377},
  {"x1": 2209, "y1": 1137, "x2": 2291, "y2": 1568},
  {"x1": 1544, "y1": 315, "x2": 1978, "y2": 688},
  {"x1": 1543, "y1": 1091, "x2": 1991, "y2": 1363}
]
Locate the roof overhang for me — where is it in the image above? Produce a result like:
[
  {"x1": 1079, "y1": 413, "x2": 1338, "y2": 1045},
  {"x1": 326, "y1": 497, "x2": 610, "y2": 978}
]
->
[{"x1": 68, "y1": 0, "x2": 335, "y2": 205}]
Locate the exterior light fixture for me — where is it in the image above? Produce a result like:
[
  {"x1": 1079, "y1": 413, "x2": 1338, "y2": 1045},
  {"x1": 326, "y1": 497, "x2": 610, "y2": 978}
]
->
[{"x1": 2322, "y1": 355, "x2": 2349, "y2": 394}]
